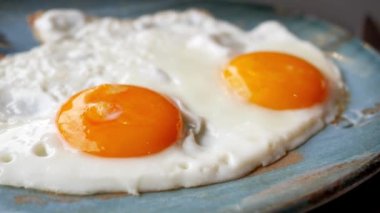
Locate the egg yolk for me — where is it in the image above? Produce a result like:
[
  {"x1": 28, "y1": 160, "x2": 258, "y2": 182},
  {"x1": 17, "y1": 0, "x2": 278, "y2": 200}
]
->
[
  {"x1": 56, "y1": 84, "x2": 183, "y2": 158},
  {"x1": 223, "y1": 52, "x2": 327, "y2": 110}
]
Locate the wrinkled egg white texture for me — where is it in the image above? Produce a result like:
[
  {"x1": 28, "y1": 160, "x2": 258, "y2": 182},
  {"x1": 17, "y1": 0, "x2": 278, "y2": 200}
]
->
[{"x1": 0, "y1": 9, "x2": 344, "y2": 194}]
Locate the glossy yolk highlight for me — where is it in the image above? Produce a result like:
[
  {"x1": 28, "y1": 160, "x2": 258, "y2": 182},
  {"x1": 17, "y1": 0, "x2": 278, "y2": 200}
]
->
[
  {"x1": 223, "y1": 52, "x2": 327, "y2": 110},
  {"x1": 56, "y1": 84, "x2": 183, "y2": 158}
]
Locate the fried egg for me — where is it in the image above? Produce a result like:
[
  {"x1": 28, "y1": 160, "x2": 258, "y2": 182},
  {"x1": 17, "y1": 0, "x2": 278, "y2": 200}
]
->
[{"x1": 0, "y1": 9, "x2": 344, "y2": 194}]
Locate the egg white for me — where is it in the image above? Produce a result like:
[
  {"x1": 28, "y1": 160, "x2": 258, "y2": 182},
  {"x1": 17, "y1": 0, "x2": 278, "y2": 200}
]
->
[{"x1": 0, "y1": 9, "x2": 344, "y2": 194}]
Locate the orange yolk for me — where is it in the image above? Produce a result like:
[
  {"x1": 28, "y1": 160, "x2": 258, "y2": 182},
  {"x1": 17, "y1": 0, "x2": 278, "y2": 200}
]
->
[
  {"x1": 56, "y1": 84, "x2": 183, "y2": 158},
  {"x1": 223, "y1": 52, "x2": 327, "y2": 110}
]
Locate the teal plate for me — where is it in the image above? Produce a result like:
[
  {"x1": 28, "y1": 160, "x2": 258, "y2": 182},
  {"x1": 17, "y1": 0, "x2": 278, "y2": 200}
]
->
[{"x1": 1, "y1": 0, "x2": 380, "y2": 212}]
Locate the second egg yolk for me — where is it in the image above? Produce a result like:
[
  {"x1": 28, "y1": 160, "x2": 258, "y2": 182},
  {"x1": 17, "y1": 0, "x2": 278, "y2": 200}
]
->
[
  {"x1": 56, "y1": 84, "x2": 183, "y2": 158},
  {"x1": 223, "y1": 52, "x2": 327, "y2": 110}
]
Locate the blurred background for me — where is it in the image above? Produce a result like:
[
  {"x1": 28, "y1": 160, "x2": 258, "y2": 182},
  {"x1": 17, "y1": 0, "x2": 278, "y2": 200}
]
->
[
  {"x1": 248, "y1": 0, "x2": 380, "y2": 51},
  {"x1": 246, "y1": 0, "x2": 380, "y2": 212}
]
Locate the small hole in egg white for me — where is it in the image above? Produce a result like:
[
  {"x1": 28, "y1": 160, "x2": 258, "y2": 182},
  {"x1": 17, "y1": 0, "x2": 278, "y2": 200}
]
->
[
  {"x1": 0, "y1": 153, "x2": 14, "y2": 163},
  {"x1": 178, "y1": 163, "x2": 189, "y2": 170},
  {"x1": 219, "y1": 154, "x2": 231, "y2": 165},
  {"x1": 32, "y1": 143, "x2": 50, "y2": 157}
]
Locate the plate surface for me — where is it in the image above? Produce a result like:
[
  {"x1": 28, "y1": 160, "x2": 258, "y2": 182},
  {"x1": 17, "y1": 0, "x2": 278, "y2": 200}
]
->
[{"x1": 1, "y1": 0, "x2": 380, "y2": 212}]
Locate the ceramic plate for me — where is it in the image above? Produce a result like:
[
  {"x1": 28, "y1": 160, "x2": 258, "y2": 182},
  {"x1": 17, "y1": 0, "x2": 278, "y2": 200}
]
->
[{"x1": 1, "y1": 0, "x2": 380, "y2": 212}]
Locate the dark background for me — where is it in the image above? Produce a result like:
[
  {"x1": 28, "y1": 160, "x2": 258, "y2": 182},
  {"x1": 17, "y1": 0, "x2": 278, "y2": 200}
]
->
[
  {"x1": 247, "y1": 0, "x2": 380, "y2": 211},
  {"x1": 248, "y1": 0, "x2": 380, "y2": 36},
  {"x1": 250, "y1": 0, "x2": 380, "y2": 52}
]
